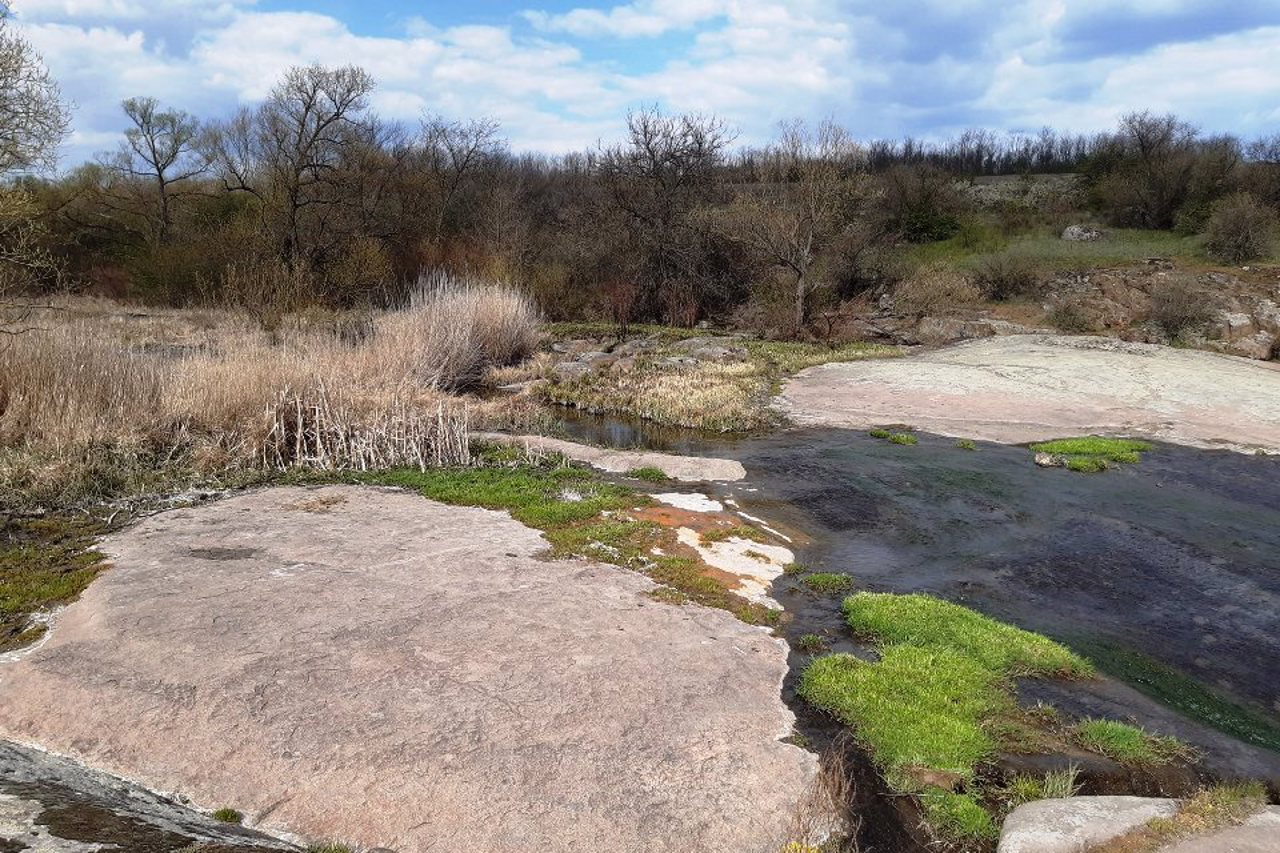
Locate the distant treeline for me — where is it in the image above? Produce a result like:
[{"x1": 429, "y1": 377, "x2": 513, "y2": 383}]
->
[{"x1": 6, "y1": 61, "x2": 1280, "y2": 331}]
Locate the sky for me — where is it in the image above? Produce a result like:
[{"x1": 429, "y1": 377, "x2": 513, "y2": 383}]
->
[{"x1": 10, "y1": 0, "x2": 1280, "y2": 167}]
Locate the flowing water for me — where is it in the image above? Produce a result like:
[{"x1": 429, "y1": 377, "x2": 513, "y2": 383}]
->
[{"x1": 558, "y1": 410, "x2": 1280, "y2": 787}]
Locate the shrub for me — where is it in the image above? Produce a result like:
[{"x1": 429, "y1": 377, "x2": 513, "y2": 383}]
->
[
  {"x1": 892, "y1": 266, "x2": 982, "y2": 317},
  {"x1": 972, "y1": 253, "x2": 1040, "y2": 301},
  {"x1": 880, "y1": 164, "x2": 965, "y2": 243},
  {"x1": 1149, "y1": 278, "x2": 1215, "y2": 341},
  {"x1": 1203, "y1": 192, "x2": 1278, "y2": 263},
  {"x1": 1046, "y1": 299, "x2": 1095, "y2": 334},
  {"x1": 211, "y1": 807, "x2": 242, "y2": 824}
]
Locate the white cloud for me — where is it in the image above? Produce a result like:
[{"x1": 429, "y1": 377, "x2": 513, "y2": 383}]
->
[
  {"x1": 523, "y1": 0, "x2": 725, "y2": 38},
  {"x1": 8, "y1": 0, "x2": 1280, "y2": 168}
]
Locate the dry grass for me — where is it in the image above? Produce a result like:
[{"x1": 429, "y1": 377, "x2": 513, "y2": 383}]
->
[
  {"x1": 1092, "y1": 782, "x2": 1267, "y2": 853},
  {"x1": 544, "y1": 360, "x2": 769, "y2": 432},
  {"x1": 892, "y1": 266, "x2": 983, "y2": 317},
  {"x1": 0, "y1": 274, "x2": 539, "y2": 501}
]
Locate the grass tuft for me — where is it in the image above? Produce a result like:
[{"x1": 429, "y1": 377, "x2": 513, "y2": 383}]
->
[
  {"x1": 1092, "y1": 782, "x2": 1267, "y2": 853},
  {"x1": 800, "y1": 572, "x2": 853, "y2": 595},
  {"x1": 626, "y1": 466, "x2": 670, "y2": 482},
  {"x1": 869, "y1": 428, "x2": 918, "y2": 445},
  {"x1": 1073, "y1": 719, "x2": 1188, "y2": 765},
  {"x1": 700, "y1": 525, "x2": 768, "y2": 545},
  {"x1": 210, "y1": 807, "x2": 242, "y2": 824},
  {"x1": 1031, "y1": 436, "x2": 1152, "y2": 472},
  {"x1": 919, "y1": 788, "x2": 1000, "y2": 843}
]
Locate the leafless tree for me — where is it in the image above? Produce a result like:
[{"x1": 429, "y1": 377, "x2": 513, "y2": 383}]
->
[
  {"x1": 419, "y1": 115, "x2": 504, "y2": 244},
  {"x1": 1, "y1": 1, "x2": 69, "y2": 329},
  {"x1": 103, "y1": 97, "x2": 210, "y2": 245},
  {"x1": 210, "y1": 64, "x2": 376, "y2": 263},
  {"x1": 595, "y1": 106, "x2": 734, "y2": 321},
  {"x1": 717, "y1": 119, "x2": 863, "y2": 334},
  {"x1": 0, "y1": 1, "x2": 69, "y2": 175}
]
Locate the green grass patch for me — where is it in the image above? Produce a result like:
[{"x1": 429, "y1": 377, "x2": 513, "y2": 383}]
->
[
  {"x1": 625, "y1": 466, "x2": 670, "y2": 482},
  {"x1": 844, "y1": 593, "x2": 1093, "y2": 678},
  {"x1": 1, "y1": 516, "x2": 109, "y2": 652},
  {"x1": 1073, "y1": 640, "x2": 1280, "y2": 753},
  {"x1": 919, "y1": 788, "x2": 1000, "y2": 844},
  {"x1": 1074, "y1": 719, "x2": 1188, "y2": 765},
  {"x1": 210, "y1": 807, "x2": 242, "y2": 824},
  {"x1": 905, "y1": 226, "x2": 1210, "y2": 274},
  {"x1": 801, "y1": 646, "x2": 1002, "y2": 782},
  {"x1": 699, "y1": 524, "x2": 768, "y2": 545},
  {"x1": 956, "y1": 439, "x2": 977, "y2": 451},
  {"x1": 1030, "y1": 436, "x2": 1152, "y2": 472},
  {"x1": 800, "y1": 572, "x2": 853, "y2": 595},
  {"x1": 868, "y1": 429, "x2": 918, "y2": 445},
  {"x1": 799, "y1": 591, "x2": 1098, "y2": 844}
]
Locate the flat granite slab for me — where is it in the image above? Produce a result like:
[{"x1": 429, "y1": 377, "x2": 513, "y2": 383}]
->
[
  {"x1": 0, "y1": 486, "x2": 816, "y2": 853},
  {"x1": 999, "y1": 797, "x2": 1280, "y2": 853},
  {"x1": 780, "y1": 334, "x2": 1280, "y2": 453}
]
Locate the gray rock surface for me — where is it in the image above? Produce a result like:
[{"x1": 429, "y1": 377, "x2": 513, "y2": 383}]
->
[
  {"x1": 473, "y1": 432, "x2": 747, "y2": 481},
  {"x1": 998, "y1": 796, "x2": 1177, "y2": 852},
  {"x1": 0, "y1": 486, "x2": 813, "y2": 853},
  {"x1": 780, "y1": 334, "x2": 1280, "y2": 453},
  {"x1": 0, "y1": 740, "x2": 296, "y2": 852},
  {"x1": 1000, "y1": 797, "x2": 1280, "y2": 853}
]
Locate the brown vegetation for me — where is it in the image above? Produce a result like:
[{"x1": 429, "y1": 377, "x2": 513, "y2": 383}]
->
[{"x1": 0, "y1": 277, "x2": 538, "y2": 506}]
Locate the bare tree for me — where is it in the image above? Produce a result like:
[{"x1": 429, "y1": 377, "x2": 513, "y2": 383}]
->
[
  {"x1": 595, "y1": 106, "x2": 734, "y2": 321},
  {"x1": 210, "y1": 64, "x2": 375, "y2": 263},
  {"x1": 419, "y1": 115, "x2": 504, "y2": 244},
  {"x1": 1, "y1": 1, "x2": 69, "y2": 328},
  {"x1": 717, "y1": 120, "x2": 863, "y2": 334},
  {"x1": 104, "y1": 97, "x2": 210, "y2": 244},
  {"x1": 0, "y1": 1, "x2": 69, "y2": 175}
]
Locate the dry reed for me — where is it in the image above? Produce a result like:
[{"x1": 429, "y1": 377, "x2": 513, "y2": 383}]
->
[{"x1": 0, "y1": 273, "x2": 538, "y2": 479}]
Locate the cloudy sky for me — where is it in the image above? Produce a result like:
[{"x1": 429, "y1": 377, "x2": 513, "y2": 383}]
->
[{"x1": 11, "y1": 0, "x2": 1280, "y2": 166}]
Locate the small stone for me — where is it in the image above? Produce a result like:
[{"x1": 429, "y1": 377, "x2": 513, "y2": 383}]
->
[{"x1": 1061, "y1": 224, "x2": 1105, "y2": 242}]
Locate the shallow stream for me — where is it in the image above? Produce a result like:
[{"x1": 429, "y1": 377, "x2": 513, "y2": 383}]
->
[{"x1": 559, "y1": 410, "x2": 1280, "y2": 787}]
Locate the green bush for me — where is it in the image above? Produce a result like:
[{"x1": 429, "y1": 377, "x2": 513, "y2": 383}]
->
[{"x1": 1204, "y1": 192, "x2": 1278, "y2": 263}]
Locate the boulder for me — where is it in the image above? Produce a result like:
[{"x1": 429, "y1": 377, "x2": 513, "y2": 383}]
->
[
  {"x1": 1062, "y1": 224, "x2": 1105, "y2": 242},
  {"x1": 998, "y1": 796, "x2": 1177, "y2": 852}
]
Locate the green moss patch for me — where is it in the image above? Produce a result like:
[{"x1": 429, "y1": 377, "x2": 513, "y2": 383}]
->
[
  {"x1": 1030, "y1": 436, "x2": 1152, "y2": 472},
  {"x1": 625, "y1": 466, "x2": 670, "y2": 482},
  {"x1": 1, "y1": 516, "x2": 109, "y2": 652},
  {"x1": 1074, "y1": 640, "x2": 1280, "y2": 753},
  {"x1": 799, "y1": 591, "x2": 1097, "y2": 845}
]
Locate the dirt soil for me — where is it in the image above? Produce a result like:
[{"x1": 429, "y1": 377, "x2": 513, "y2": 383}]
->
[
  {"x1": 780, "y1": 334, "x2": 1280, "y2": 453},
  {"x1": 0, "y1": 486, "x2": 817, "y2": 853}
]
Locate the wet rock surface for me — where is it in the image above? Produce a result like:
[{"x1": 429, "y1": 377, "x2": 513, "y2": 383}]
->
[
  {"x1": 0, "y1": 741, "x2": 295, "y2": 852},
  {"x1": 780, "y1": 334, "x2": 1280, "y2": 452},
  {"x1": 0, "y1": 486, "x2": 816, "y2": 853},
  {"x1": 715, "y1": 429, "x2": 1280, "y2": 783}
]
